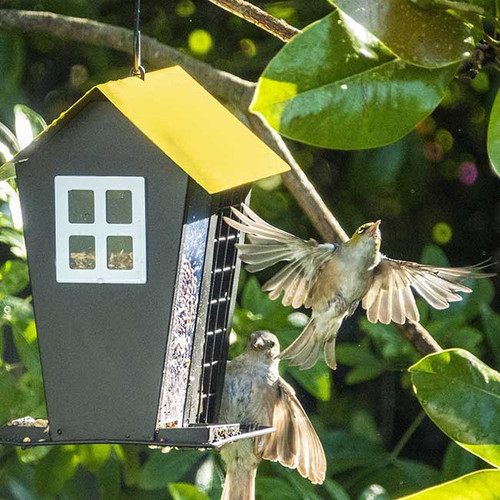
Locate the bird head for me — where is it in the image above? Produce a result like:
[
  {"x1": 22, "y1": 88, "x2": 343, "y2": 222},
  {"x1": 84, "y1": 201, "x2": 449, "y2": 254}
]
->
[
  {"x1": 248, "y1": 330, "x2": 280, "y2": 360},
  {"x1": 348, "y1": 221, "x2": 382, "y2": 259}
]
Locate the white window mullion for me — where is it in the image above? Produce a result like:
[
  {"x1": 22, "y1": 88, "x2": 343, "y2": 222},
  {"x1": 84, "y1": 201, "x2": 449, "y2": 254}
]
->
[{"x1": 55, "y1": 176, "x2": 147, "y2": 284}]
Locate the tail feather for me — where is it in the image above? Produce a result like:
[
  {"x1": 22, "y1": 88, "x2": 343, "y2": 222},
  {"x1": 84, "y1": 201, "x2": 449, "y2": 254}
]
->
[
  {"x1": 279, "y1": 318, "x2": 340, "y2": 370},
  {"x1": 222, "y1": 467, "x2": 256, "y2": 500},
  {"x1": 323, "y1": 335, "x2": 337, "y2": 370}
]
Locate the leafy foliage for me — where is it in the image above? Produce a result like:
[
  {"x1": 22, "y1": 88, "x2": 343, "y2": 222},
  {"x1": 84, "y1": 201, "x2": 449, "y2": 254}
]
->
[
  {"x1": 411, "y1": 349, "x2": 500, "y2": 467},
  {"x1": 0, "y1": 0, "x2": 498, "y2": 498}
]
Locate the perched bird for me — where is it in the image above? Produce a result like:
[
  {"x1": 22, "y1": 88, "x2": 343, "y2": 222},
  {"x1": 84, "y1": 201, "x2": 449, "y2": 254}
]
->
[
  {"x1": 219, "y1": 330, "x2": 326, "y2": 500},
  {"x1": 224, "y1": 205, "x2": 494, "y2": 370}
]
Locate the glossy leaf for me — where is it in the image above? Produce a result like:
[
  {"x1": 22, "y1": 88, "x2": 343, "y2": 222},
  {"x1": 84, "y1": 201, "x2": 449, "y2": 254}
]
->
[
  {"x1": 168, "y1": 483, "x2": 209, "y2": 500},
  {"x1": 330, "y1": 0, "x2": 475, "y2": 68},
  {"x1": 409, "y1": 0, "x2": 493, "y2": 13},
  {"x1": 0, "y1": 122, "x2": 19, "y2": 162},
  {"x1": 487, "y1": 89, "x2": 500, "y2": 177},
  {"x1": 398, "y1": 470, "x2": 500, "y2": 499},
  {"x1": 251, "y1": 12, "x2": 457, "y2": 150},
  {"x1": 410, "y1": 349, "x2": 500, "y2": 466},
  {"x1": 441, "y1": 441, "x2": 479, "y2": 482},
  {"x1": 13, "y1": 105, "x2": 47, "y2": 150}
]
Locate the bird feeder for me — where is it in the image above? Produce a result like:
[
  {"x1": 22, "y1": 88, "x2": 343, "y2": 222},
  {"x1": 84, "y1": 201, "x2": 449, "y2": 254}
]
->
[{"x1": 0, "y1": 66, "x2": 289, "y2": 448}]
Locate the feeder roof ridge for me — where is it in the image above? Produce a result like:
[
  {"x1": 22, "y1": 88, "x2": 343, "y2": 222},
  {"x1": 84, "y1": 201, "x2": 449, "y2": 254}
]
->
[{"x1": 22, "y1": 66, "x2": 290, "y2": 194}]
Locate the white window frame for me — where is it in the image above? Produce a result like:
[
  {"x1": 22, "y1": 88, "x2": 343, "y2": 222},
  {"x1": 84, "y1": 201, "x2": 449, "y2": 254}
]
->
[{"x1": 55, "y1": 176, "x2": 147, "y2": 284}]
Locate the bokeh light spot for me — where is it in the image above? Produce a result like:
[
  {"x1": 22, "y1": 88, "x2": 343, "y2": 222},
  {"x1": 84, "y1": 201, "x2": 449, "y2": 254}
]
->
[
  {"x1": 435, "y1": 128, "x2": 453, "y2": 153},
  {"x1": 432, "y1": 222, "x2": 453, "y2": 245},
  {"x1": 176, "y1": 0, "x2": 196, "y2": 18},
  {"x1": 423, "y1": 142, "x2": 443, "y2": 163},
  {"x1": 188, "y1": 29, "x2": 213, "y2": 55},
  {"x1": 459, "y1": 161, "x2": 478, "y2": 185},
  {"x1": 240, "y1": 38, "x2": 257, "y2": 58}
]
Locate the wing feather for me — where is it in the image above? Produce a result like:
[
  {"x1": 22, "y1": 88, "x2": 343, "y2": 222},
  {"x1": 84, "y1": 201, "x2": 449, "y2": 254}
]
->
[
  {"x1": 363, "y1": 257, "x2": 495, "y2": 324},
  {"x1": 224, "y1": 204, "x2": 336, "y2": 308},
  {"x1": 257, "y1": 377, "x2": 326, "y2": 484}
]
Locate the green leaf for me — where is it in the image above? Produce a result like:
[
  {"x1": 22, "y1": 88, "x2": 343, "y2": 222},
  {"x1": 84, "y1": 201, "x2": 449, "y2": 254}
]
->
[
  {"x1": 255, "y1": 477, "x2": 298, "y2": 499},
  {"x1": 168, "y1": 483, "x2": 209, "y2": 500},
  {"x1": 322, "y1": 430, "x2": 387, "y2": 474},
  {"x1": 345, "y1": 364, "x2": 385, "y2": 385},
  {"x1": 330, "y1": 0, "x2": 475, "y2": 68},
  {"x1": 420, "y1": 245, "x2": 450, "y2": 267},
  {"x1": 0, "y1": 34, "x2": 24, "y2": 110},
  {"x1": 323, "y1": 479, "x2": 351, "y2": 500},
  {"x1": 138, "y1": 450, "x2": 202, "y2": 490},
  {"x1": 96, "y1": 455, "x2": 122, "y2": 500},
  {"x1": 287, "y1": 359, "x2": 331, "y2": 401},
  {"x1": 480, "y1": 304, "x2": 500, "y2": 368},
  {"x1": 410, "y1": 349, "x2": 500, "y2": 467},
  {"x1": 241, "y1": 276, "x2": 291, "y2": 318},
  {"x1": 359, "y1": 484, "x2": 390, "y2": 500},
  {"x1": 397, "y1": 469, "x2": 500, "y2": 499},
  {"x1": 0, "y1": 160, "x2": 16, "y2": 182},
  {"x1": 34, "y1": 446, "x2": 80, "y2": 496},
  {"x1": 488, "y1": 89, "x2": 500, "y2": 177},
  {"x1": 77, "y1": 444, "x2": 112, "y2": 472},
  {"x1": 13, "y1": 104, "x2": 47, "y2": 149},
  {"x1": 0, "y1": 260, "x2": 29, "y2": 298},
  {"x1": 441, "y1": 441, "x2": 479, "y2": 482},
  {"x1": 114, "y1": 445, "x2": 141, "y2": 487},
  {"x1": 0, "y1": 121, "x2": 20, "y2": 163},
  {"x1": 251, "y1": 12, "x2": 457, "y2": 150},
  {"x1": 408, "y1": 0, "x2": 493, "y2": 13}
]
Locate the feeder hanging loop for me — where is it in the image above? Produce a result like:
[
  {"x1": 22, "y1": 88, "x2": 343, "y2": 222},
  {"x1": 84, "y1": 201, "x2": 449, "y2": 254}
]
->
[{"x1": 131, "y1": 0, "x2": 146, "y2": 80}]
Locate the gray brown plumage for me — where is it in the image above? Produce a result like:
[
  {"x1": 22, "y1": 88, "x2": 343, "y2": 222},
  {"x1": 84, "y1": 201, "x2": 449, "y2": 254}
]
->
[
  {"x1": 219, "y1": 331, "x2": 326, "y2": 500},
  {"x1": 224, "y1": 205, "x2": 494, "y2": 370}
]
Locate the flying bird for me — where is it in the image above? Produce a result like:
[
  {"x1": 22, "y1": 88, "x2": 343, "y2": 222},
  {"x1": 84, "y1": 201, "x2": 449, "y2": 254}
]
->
[
  {"x1": 224, "y1": 205, "x2": 494, "y2": 370},
  {"x1": 219, "y1": 330, "x2": 326, "y2": 500}
]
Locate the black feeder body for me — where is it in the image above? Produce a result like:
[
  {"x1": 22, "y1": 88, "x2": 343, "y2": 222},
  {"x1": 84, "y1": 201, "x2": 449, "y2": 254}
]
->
[{"x1": 0, "y1": 67, "x2": 289, "y2": 448}]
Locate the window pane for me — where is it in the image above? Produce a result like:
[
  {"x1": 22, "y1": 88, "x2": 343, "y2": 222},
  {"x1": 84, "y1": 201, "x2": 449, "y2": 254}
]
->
[
  {"x1": 68, "y1": 190, "x2": 94, "y2": 223},
  {"x1": 69, "y1": 236, "x2": 95, "y2": 269},
  {"x1": 106, "y1": 190, "x2": 132, "y2": 224},
  {"x1": 107, "y1": 236, "x2": 133, "y2": 270}
]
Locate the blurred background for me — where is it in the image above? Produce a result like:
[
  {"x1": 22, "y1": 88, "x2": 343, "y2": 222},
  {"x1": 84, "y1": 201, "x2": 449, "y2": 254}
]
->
[{"x1": 0, "y1": 0, "x2": 499, "y2": 498}]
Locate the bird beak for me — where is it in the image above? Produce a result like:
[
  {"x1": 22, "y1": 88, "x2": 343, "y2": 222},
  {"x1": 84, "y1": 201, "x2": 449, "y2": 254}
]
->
[
  {"x1": 253, "y1": 336, "x2": 265, "y2": 351},
  {"x1": 368, "y1": 220, "x2": 381, "y2": 235}
]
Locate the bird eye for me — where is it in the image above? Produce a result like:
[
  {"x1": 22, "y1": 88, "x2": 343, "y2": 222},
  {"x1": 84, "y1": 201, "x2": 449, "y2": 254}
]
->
[{"x1": 358, "y1": 226, "x2": 366, "y2": 234}]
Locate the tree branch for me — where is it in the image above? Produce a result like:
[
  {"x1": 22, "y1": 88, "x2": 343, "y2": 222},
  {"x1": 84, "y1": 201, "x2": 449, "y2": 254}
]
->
[
  {"x1": 0, "y1": 10, "x2": 255, "y2": 109},
  {"x1": 0, "y1": 8, "x2": 441, "y2": 356},
  {"x1": 207, "y1": 0, "x2": 300, "y2": 42}
]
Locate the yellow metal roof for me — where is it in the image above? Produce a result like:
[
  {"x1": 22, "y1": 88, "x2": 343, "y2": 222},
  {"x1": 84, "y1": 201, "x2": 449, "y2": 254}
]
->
[{"x1": 60, "y1": 66, "x2": 288, "y2": 193}]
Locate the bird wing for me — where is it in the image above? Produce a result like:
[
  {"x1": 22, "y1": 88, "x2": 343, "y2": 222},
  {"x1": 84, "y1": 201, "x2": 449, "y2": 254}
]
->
[
  {"x1": 256, "y1": 377, "x2": 326, "y2": 485},
  {"x1": 362, "y1": 257, "x2": 494, "y2": 324},
  {"x1": 224, "y1": 204, "x2": 336, "y2": 308}
]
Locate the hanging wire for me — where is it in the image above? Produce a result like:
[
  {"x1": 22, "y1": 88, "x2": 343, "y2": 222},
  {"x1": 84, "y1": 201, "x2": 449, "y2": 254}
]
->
[{"x1": 131, "y1": 0, "x2": 146, "y2": 80}]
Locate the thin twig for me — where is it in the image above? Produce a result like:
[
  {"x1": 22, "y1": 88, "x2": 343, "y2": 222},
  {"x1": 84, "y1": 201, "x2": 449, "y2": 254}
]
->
[
  {"x1": 248, "y1": 114, "x2": 348, "y2": 243},
  {"x1": 207, "y1": 0, "x2": 300, "y2": 42},
  {"x1": 0, "y1": 8, "x2": 442, "y2": 357}
]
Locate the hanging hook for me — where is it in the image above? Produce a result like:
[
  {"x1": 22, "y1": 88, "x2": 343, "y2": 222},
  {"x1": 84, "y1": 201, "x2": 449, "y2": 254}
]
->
[{"x1": 131, "y1": 0, "x2": 146, "y2": 80}]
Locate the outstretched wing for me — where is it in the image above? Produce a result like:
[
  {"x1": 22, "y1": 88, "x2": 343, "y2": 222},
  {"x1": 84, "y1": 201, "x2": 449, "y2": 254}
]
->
[
  {"x1": 257, "y1": 377, "x2": 326, "y2": 485},
  {"x1": 224, "y1": 204, "x2": 336, "y2": 308},
  {"x1": 362, "y1": 257, "x2": 495, "y2": 324}
]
